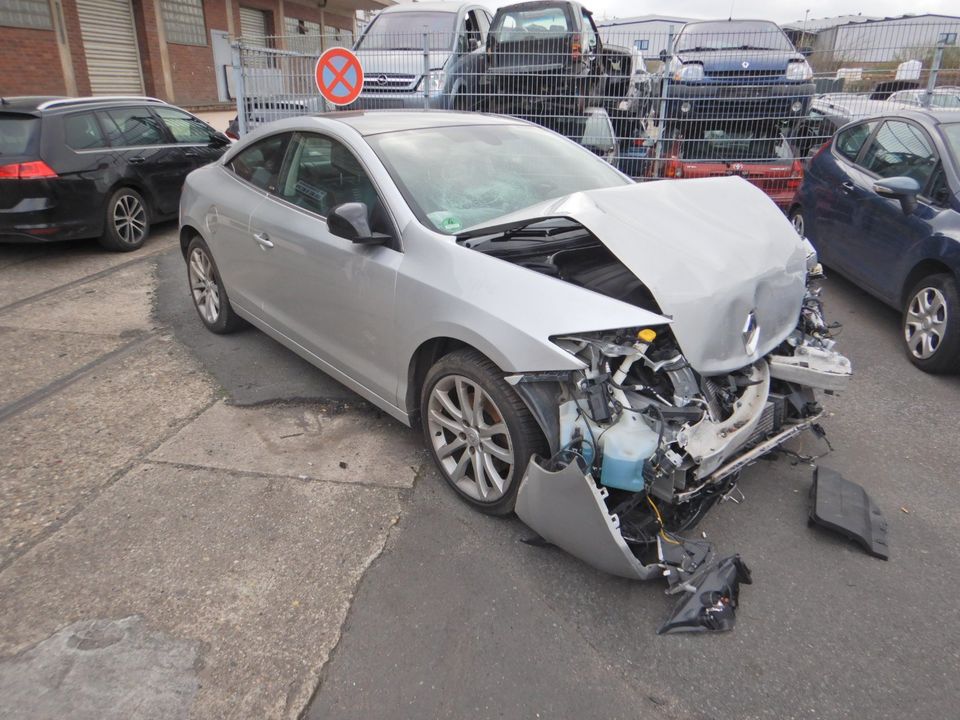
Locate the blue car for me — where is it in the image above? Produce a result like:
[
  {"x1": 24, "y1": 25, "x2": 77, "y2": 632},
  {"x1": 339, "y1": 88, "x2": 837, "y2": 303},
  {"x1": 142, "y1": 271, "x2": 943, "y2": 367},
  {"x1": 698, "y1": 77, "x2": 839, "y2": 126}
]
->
[{"x1": 791, "y1": 109, "x2": 960, "y2": 373}]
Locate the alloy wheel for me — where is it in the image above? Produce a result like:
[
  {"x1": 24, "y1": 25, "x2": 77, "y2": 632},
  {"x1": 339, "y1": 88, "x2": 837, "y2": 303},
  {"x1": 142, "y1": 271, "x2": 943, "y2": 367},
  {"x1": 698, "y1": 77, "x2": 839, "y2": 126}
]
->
[
  {"x1": 188, "y1": 247, "x2": 221, "y2": 324},
  {"x1": 905, "y1": 286, "x2": 948, "y2": 360},
  {"x1": 113, "y1": 193, "x2": 147, "y2": 246},
  {"x1": 426, "y1": 374, "x2": 515, "y2": 502}
]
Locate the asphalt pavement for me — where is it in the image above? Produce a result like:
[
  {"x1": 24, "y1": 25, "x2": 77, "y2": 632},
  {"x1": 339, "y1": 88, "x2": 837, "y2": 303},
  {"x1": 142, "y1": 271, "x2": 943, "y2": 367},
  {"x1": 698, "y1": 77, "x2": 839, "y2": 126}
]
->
[{"x1": 154, "y1": 248, "x2": 960, "y2": 719}]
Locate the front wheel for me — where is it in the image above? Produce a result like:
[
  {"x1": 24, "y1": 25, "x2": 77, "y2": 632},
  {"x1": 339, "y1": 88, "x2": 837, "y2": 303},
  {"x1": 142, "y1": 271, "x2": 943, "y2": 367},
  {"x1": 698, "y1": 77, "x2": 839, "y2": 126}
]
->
[
  {"x1": 421, "y1": 349, "x2": 547, "y2": 516},
  {"x1": 902, "y1": 273, "x2": 960, "y2": 374}
]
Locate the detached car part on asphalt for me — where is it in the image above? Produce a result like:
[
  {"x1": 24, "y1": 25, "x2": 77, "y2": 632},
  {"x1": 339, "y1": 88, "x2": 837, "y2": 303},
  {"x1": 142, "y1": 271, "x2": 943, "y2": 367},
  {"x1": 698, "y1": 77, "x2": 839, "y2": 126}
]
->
[{"x1": 178, "y1": 111, "x2": 862, "y2": 597}]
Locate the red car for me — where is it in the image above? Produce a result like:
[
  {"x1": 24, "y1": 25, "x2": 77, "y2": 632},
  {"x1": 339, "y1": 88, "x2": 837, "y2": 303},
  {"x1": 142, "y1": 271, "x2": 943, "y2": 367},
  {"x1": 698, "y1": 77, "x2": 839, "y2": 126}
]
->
[{"x1": 658, "y1": 129, "x2": 803, "y2": 211}]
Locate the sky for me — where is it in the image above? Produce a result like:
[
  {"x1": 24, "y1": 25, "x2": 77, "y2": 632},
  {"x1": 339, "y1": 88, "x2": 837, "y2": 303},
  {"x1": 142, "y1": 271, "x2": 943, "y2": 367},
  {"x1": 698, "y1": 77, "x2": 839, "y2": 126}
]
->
[{"x1": 475, "y1": 0, "x2": 959, "y2": 25}]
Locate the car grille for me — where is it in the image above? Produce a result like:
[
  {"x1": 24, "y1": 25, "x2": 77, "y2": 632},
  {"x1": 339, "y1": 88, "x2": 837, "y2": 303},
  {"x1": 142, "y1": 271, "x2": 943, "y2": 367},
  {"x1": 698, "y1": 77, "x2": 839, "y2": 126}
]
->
[
  {"x1": 362, "y1": 74, "x2": 418, "y2": 92},
  {"x1": 707, "y1": 69, "x2": 784, "y2": 79}
]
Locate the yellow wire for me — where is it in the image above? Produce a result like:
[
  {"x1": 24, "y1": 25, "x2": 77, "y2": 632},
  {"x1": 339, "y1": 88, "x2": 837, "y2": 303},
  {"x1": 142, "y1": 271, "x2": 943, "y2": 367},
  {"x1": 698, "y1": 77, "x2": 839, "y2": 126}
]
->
[{"x1": 647, "y1": 496, "x2": 681, "y2": 545}]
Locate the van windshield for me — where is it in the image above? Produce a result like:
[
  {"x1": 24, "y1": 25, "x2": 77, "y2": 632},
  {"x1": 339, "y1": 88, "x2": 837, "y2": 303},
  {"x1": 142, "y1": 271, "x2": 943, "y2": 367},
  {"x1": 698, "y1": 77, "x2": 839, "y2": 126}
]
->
[
  {"x1": 356, "y1": 12, "x2": 456, "y2": 51},
  {"x1": 0, "y1": 115, "x2": 40, "y2": 157}
]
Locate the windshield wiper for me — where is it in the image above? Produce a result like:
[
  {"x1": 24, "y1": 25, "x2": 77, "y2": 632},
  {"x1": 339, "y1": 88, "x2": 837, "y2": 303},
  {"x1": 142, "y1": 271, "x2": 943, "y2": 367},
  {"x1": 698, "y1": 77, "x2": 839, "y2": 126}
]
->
[
  {"x1": 720, "y1": 45, "x2": 779, "y2": 51},
  {"x1": 677, "y1": 46, "x2": 720, "y2": 52}
]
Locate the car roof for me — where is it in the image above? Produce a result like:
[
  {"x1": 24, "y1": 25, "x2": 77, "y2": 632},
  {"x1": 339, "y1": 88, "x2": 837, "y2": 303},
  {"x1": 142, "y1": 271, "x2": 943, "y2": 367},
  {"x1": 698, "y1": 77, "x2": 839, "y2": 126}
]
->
[
  {"x1": 857, "y1": 107, "x2": 960, "y2": 126},
  {"x1": 377, "y1": 2, "x2": 470, "y2": 14},
  {"x1": 312, "y1": 110, "x2": 529, "y2": 136},
  {"x1": 0, "y1": 95, "x2": 166, "y2": 115}
]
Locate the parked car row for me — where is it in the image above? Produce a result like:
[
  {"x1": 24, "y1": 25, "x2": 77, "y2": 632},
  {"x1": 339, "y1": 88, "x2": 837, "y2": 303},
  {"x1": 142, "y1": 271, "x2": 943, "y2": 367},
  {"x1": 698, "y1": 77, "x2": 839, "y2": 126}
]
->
[{"x1": 0, "y1": 96, "x2": 229, "y2": 250}]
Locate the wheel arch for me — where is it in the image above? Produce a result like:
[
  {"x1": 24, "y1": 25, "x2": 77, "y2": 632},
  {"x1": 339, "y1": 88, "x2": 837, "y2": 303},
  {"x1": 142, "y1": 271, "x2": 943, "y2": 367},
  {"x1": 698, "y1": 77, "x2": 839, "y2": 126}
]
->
[
  {"x1": 404, "y1": 336, "x2": 558, "y2": 452},
  {"x1": 901, "y1": 258, "x2": 956, "y2": 307},
  {"x1": 180, "y1": 224, "x2": 203, "y2": 258}
]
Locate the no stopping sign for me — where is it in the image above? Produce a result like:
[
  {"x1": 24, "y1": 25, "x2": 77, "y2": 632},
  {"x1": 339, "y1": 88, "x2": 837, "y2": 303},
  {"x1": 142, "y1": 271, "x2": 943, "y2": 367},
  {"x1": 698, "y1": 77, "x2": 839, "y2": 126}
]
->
[{"x1": 315, "y1": 47, "x2": 364, "y2": 106}]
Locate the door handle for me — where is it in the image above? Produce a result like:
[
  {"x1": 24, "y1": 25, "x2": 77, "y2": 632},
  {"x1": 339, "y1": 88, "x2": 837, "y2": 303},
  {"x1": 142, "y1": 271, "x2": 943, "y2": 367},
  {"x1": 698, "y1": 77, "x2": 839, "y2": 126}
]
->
[
  {"x1": 841, "y1": 181, "x2": 855, "y2": 192},
  {"x1": 128, "y1": 156, "x2": 145, "y2": 165},
  {"x1": 253, "y1": 231, "x2": 274, "y2": 249}
]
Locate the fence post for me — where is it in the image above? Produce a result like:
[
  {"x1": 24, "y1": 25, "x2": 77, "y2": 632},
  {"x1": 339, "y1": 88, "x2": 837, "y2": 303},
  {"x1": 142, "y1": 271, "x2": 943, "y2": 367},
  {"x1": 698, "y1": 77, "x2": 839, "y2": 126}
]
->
[
  {"x1": 654, "y1": 26, "x2": 675, "y2": 164},
  {"x1": 232, "y1": 41, "x2": 247, "y2": 137},
  {"x1": 423, "y1": 29, "x2": 430, "y2": 110},
  {"x1": 922, "y1": 37, "x2": 946, "y2": 109}
]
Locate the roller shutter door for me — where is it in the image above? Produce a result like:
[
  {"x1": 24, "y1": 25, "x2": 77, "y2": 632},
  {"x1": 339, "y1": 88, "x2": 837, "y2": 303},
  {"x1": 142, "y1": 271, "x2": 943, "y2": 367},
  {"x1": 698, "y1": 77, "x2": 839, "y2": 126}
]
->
[
  {"x1": 239, "y1": 7, "x2": 268, "y2": 47},
  {"x1": 75, "y1": 0, "x2": 144, "y2": 95}
]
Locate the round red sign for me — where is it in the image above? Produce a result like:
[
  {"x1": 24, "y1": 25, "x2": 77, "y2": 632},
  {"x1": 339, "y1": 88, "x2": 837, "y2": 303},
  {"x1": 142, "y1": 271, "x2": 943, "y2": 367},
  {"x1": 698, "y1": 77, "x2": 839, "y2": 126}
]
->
[{"x1": 314, "y1": 47, "x2": 364, "y2": 106}]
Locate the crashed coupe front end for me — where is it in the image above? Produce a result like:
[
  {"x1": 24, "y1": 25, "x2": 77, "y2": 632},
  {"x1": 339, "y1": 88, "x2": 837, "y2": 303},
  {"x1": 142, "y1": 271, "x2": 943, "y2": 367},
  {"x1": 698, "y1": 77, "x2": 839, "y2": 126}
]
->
[{"x1": 457, "y1": 177, "x2": 852, "y2": 585}]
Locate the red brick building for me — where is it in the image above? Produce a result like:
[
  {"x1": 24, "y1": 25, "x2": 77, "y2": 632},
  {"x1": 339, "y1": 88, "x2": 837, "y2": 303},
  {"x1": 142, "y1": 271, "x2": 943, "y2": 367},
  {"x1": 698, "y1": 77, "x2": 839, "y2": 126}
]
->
[{"x1": 0, "y1": 0, "x2": 392, "y2": 109}]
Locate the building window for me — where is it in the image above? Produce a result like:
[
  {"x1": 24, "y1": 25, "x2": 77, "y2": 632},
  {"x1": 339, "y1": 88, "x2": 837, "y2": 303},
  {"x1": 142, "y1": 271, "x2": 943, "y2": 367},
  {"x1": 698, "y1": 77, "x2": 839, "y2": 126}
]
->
[
  {"x1": 285, "y1": 17, "x2": 322, "y2": 54},
  {"x1": 0, "y1": 0, "x2": 53, "y2": 30},
  {"x1": 634, "y1": 39, "x2": 649, "y2": 51},
  {"x1": 161, "y1": 0, "x2": 207, "y2": 46}
]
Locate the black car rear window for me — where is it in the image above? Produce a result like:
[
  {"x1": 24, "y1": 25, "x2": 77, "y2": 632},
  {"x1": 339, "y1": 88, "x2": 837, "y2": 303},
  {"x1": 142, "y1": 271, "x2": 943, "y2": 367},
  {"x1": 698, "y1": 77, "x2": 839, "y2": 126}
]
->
[
  {"x1": 0, "y1": 114, "x2": 40, "y2": 157},
  {"x1": 63, "y1": 112, "x2": 107, "y2": 150}
]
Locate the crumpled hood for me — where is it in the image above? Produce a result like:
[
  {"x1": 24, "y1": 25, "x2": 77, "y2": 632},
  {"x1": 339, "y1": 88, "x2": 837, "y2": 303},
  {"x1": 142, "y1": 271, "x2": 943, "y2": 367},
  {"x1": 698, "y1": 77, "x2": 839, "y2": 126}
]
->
[{"x1": 464, "y1": 177, "x2": 808, "y2": 374}]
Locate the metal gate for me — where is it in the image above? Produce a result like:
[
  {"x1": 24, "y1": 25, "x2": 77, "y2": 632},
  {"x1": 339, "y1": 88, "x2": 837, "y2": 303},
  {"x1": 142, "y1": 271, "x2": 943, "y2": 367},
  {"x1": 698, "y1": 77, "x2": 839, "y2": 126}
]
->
[{"x1": 75, "y1": 0, "x2": 144, "y2": 95}]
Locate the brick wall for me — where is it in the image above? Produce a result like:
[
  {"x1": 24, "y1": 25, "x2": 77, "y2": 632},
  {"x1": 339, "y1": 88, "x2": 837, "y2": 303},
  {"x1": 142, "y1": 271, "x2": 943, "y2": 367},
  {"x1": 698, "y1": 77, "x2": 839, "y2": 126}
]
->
[
  {"x1": 165, "y1": 0, "x2": 230, "y2": 105},
  {"x1": 0, "y1": 26, "x2": 65, "y2": 96},
  {"x1": 60, "y1": 0, "x2": 91, "y2": 95}
]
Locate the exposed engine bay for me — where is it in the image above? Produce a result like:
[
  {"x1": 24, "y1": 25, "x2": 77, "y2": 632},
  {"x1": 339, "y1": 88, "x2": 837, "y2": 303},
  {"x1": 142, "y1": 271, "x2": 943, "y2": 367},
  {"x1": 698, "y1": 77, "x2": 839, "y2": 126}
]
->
[{"x1": 460, "y1": 215, "x2": 858, "y2": 630}]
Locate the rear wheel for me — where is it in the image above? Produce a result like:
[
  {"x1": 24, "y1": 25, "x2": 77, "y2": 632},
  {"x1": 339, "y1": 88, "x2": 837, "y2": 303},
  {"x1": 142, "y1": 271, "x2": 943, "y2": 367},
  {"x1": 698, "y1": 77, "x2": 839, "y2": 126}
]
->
[
  {"x1": 186, "y1": 236, "x2": 244, "y2": 334},
  {"x1": 99, "y1": 188, "x2": 150, "y2": 251},
  {"x1": 902, "y1": 273, "x2": 960, "y2": 374},
  {"x1": 421, "y1": 349, "x2": 547, "y2": 516}
]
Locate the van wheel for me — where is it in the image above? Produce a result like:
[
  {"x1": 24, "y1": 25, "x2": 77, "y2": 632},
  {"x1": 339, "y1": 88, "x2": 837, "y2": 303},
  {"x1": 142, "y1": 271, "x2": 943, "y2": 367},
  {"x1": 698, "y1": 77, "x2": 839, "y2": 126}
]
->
[{"x1": 99, "y1": 188, "x2": 150, "y2": 251}]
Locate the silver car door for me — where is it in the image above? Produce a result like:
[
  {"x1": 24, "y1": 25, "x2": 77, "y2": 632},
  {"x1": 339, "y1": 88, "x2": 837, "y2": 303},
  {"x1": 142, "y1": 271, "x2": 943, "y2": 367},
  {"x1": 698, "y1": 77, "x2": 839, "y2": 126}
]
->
[
  {"x1": 248, "y1": 131, "x2": 401, "y2": 404},
  {"x1": 210, "y1": 132, "x2": 293, "y2": 315}
]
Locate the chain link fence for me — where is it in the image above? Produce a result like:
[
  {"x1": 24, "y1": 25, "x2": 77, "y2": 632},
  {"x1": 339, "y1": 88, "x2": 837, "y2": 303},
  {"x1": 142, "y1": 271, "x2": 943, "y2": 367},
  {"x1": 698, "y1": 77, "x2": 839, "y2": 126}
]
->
[{"x1": 232, "y1": 17, "x2": 960, "y2": 208}]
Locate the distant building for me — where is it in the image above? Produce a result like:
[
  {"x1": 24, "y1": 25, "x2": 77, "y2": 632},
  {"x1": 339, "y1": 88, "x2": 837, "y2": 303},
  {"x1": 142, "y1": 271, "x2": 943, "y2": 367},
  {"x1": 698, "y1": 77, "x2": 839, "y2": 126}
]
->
[
  {"x1": 595, "y1": 15, "x2": 697, "y2": 58},
  {"x1": 0, "y1": 0, "x2": 391, "y2": 108},
  {"x1": 782, "y1": 14, "x2": 960, "y2": 63}
]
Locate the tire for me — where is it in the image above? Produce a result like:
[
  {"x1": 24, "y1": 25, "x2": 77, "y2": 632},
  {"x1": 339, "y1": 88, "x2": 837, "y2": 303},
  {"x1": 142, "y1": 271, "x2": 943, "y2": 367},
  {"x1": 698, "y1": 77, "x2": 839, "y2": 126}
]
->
[
  {"x1": 789, "y1": 205, "x2": 805, "y2": 237},
  {"x1": 99, "y1": 187, "x2": 150, "y2": 252},
  {"x1": 902, "y1": 273, "x2": 960, "y2": 374},
  {"x1": 186, "y1": 236, "x2": 245, "y2": 334},
  {"x1": 421, "y1": 349, "x2": 547, "y2": 516}
]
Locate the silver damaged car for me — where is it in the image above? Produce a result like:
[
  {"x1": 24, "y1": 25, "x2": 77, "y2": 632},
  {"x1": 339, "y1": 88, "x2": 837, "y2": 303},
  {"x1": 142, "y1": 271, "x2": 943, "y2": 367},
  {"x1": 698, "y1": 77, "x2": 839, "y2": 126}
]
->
[{"x1": 178, "y1": 111, "x2": 852, "y2": 581}]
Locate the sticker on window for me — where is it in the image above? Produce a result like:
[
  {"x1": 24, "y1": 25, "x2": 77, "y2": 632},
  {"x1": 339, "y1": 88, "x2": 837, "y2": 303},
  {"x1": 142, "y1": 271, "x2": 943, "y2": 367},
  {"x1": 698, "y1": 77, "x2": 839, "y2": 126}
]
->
[{"x1": 428, "y1": 211, "x2": 463, "y2": 233}]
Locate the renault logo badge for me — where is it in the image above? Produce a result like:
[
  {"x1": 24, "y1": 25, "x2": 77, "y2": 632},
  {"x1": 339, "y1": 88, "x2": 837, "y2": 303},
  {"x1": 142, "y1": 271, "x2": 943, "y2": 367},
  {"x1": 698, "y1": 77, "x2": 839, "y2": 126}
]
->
[
  {"x1": 743, "y1": 310, "x2": 760, "y2": 354},
  {"x1": 742, "y1": 61, "x2": 750, "y2": 69}
]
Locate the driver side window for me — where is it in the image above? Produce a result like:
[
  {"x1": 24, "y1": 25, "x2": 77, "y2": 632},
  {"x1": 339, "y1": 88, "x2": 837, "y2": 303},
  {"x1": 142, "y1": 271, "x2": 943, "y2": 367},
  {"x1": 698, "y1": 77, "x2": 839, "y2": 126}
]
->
[{"x1": 278, "y1": 133, "x2": 390, "y2": 232}]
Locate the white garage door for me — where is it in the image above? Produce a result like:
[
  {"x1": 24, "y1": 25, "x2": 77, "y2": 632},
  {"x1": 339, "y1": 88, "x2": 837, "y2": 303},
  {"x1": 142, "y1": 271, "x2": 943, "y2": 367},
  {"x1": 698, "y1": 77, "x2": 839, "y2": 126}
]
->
[
  {"x1": 239, "y1": 7, "x2": 268, "y2": 47},
  {"x1": 75, "y1": 0, "x2": 144, "y2": 95}
]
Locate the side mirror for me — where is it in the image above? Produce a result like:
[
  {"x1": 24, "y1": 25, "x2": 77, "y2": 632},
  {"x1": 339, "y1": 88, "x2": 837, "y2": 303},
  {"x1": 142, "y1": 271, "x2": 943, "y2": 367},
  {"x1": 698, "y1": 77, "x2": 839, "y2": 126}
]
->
[
  {"x1": 874, "y1": 176, "x2": 921, "y2": 215},
  {"x1": 799, "y1": 46, "x2": 813, "y2": 57},
  {"x1": 209, "y1": 132, "x2": 231, "y2": 147},
  {"x1": 659, "y1": 49, "x2": 668, "y2": 63},
  {"x1": 327, "y1": 202, "x2": 391, "y2": 245}
]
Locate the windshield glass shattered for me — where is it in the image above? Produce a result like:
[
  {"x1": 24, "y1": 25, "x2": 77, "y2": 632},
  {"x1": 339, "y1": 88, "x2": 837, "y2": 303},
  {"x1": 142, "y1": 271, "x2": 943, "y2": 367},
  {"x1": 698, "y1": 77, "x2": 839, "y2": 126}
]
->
[
  {"x1": 675, "y1": 21, "x2": 793, "y2": 52},
  {"x1": 367, "y1": 124, "x2": 630, "y2": 233}
]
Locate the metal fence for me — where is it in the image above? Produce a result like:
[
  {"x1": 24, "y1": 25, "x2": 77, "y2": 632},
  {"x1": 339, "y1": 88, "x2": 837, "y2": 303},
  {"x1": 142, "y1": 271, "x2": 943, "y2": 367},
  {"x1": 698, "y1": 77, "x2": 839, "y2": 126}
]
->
[{"x1": 232, "y1": 19, "x2": 960, "y2": 203}]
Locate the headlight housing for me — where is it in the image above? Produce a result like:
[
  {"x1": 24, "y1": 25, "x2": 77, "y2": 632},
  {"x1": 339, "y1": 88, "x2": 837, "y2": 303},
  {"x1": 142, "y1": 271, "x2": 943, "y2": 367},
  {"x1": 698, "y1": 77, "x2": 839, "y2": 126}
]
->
[
  {"x1": 786, "y1": 60, "x2": 813, "y2": 81},
  {"x1": 420, "y1": 70, "x2": 445, "y2": 95},
  {"x1": 673, "y1": 63, "x2": 704, "y2": 82}
]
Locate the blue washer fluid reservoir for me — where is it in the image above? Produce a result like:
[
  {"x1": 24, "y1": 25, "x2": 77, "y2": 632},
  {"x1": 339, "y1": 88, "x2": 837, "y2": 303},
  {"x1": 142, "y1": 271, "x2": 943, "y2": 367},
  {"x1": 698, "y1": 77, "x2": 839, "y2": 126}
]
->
[{"x1": 599, "y1": 414, "x2": 659, "y2": 492}]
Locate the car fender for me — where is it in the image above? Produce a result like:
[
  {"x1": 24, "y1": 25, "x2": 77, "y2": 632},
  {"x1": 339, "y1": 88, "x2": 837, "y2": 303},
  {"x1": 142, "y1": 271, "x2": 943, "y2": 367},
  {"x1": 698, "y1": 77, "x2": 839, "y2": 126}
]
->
[{"x1": 897, "y1": 232, "x2": 960, "y2": 302}]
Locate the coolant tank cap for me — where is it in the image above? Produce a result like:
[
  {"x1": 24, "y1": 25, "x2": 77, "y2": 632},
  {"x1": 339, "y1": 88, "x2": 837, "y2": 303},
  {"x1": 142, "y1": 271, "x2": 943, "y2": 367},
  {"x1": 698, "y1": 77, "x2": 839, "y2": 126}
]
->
[{"x1": 637, "y1": 328, "x2": 657, "y2": 343}]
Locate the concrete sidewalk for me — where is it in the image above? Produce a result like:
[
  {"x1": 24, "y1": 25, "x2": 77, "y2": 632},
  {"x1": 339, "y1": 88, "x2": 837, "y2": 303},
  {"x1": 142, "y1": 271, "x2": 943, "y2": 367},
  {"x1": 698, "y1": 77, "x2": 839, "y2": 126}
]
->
[{"x1": 0, "y1": 229, "x2": 424, "y2": 719}]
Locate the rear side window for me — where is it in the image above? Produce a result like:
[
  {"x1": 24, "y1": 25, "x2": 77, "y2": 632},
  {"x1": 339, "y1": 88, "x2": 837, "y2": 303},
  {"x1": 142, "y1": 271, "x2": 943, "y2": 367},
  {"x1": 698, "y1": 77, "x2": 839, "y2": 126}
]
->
[
  {"x1": 99, "y1": 107, "x2": 167, "y2": 147},
  {"x1": 0, "y1": 115, "x2": 40, "y2": 156},
  {"x1": 63, "y1": 112, "x2": 107, "y2": 150},
  {"x1": 861, "y1": 120, "x2": 938, "y2": 186},
  {"x1": 153, "y1": 106, "x2": 216, "y2": 144},
  {"x1": 230, "y1": 133, "x2": 292, "y2": 192},
  {"x1": 834, "y1": 121, "x2": 876, "y2": 163}
]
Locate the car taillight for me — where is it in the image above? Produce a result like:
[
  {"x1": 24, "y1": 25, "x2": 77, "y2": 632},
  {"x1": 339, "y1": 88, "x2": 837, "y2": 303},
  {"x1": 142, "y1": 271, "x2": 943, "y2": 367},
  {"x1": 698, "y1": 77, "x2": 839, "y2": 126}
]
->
[
  {"x1": 787, "y1": 159, "x2": 803, "y2": 191},
  {"x1": 571, "y1": 38, "x2": 581, "y2": 60},
  {"x1": 0, "y1": 160, "x2": 58, "y2": 179}
]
